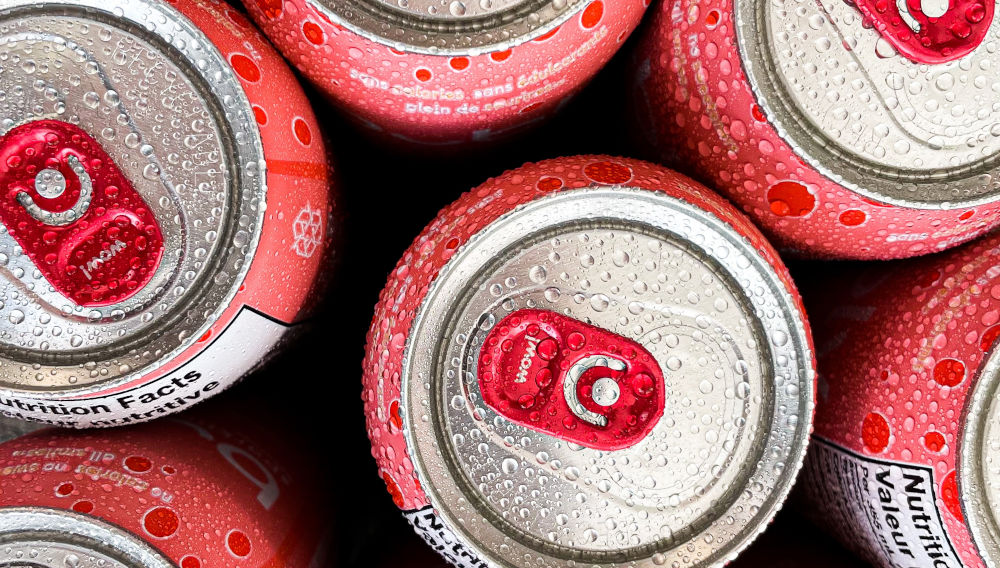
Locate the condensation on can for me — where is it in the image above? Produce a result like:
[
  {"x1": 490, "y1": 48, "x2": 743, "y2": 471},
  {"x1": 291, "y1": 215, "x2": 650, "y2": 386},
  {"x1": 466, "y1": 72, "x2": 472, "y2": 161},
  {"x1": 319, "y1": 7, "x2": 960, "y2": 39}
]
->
[
  {"x1": 797, "y1": 232, "x2": 1000, "y2": 568},
  {"x1": 0, "y1": 0, "x2": 335, "y2": 427},
  {"x1": 0, "y1": 403, "x2": 329, "y2": 568},
  {"x1": 631, "y1": 0, "x2": 1000, "y2": 259},
  {"x1": 243, "y1": 0, "x2": 649, "y2": 145},
  {"x1": 362, "y1": 156, "x2": 815, "y2": 567}
]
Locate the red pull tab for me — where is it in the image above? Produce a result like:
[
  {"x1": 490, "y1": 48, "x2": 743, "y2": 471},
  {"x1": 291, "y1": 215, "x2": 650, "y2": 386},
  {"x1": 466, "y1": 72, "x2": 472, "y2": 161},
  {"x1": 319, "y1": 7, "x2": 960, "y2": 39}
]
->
[
  {"x1": 850, "y1": 0, "x2": 993, "y2": 63},
  {"x1": 478, "y1": 309, "x2": 665, "y2": 451},
  {"x1": 0, "y1": 120, "x2": 164, "y2": 307}
]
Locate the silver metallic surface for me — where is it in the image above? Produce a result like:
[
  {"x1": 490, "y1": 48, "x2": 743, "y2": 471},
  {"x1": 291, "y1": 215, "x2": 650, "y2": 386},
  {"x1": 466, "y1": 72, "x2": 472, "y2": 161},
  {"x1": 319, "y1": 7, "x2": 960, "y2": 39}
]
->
[
  {"x1": 564, "y1": 354, "x2": 625, "y2": 426},
  {"x1": 402, "y1": 187, "x2": 814, "y2": 567},
  {"x1": 314, "y1": 0, "x2": 587, "y2": 54},
  {"x1": 735, "y1": 0, "x2": 1000, "y2": 208},
  {"x1": 959, "y1": 345, "x2": 1000, "y2": 567},
  {"x1": 0, "y1": 0, "x2": 266, "y2": 392},
  {"x1": 0, "y1": 508, "x2": 173, "y2": 568}
]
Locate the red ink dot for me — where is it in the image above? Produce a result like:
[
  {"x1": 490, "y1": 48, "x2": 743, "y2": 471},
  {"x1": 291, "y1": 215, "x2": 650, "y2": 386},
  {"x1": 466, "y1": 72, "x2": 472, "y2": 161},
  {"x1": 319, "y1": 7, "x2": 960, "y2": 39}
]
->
[
  {"x1": 303, "y1": 21, "x2": 324, "y2": 44},
  {"x1": 918, "y1": 269, "x2": 941, "y2": 288},
  {"x1": 449, "y1": 57, "x2": 470, "y2": 70},
  {"x1": 839, "y1": 209, "x2": 867, "y2": 226},
  {"x1": 252, "y1": 105, "x2": 267, "y2": 126},
  {"x1": 143, "y1": 507, "x2": 180, "y2": 539},
  {"x1": 198, "y1": 330, "x2": 212, "y2": 343},
  {"x1": 445, "y1": 237, "x2": 460, "y2": 250},
  {"x1": 751, "y1": 105, "x2": 766, "y2": 122},
  {"x1": 161, "y1": 465, "x2": 176, "y2": 475},
  {"x1": 227, "y1": 530, "x2": 252, "y2": 557},
  {"x1": 124, "y1": 456, "x2": 152, "y2": 473},
  {"x1": 255, "y1": 0, "x2": 283, "y2": 19},
  {"x1": 581, "y1": 1, "x2": 604, "y2": 28},
  {"x1": 941, "y1": 470, "x2": 963, "y2": 521},
  {"x1": 181, "y1": 556, "x2": 201, "y2": 568},
  {"x1": 383, "y1": 472, "x2": 405, "y2": 508},
  {"x1": 584, "y1": 161, "x2": 632, "y2": 184},
  {"x1": 767, "y1": 181, "x2": 815, "y2": 217},
  {"x1": 981, "y1": 325, "x2": 1000, "y2": 352},
  {"x1": 293, "y1": 118, "x2": 312, "y2": 146},
  {"x1": 862, "y1": 412, "x2": 890, "y2": 453},
  {"x1": 924, "y1": 431, "x2": 946, "y2": 452},
  {"x1": 537, "y1": 177, "x2": 563, "y2": 191},
  {"x1": 490, "y1": 50, "x2": 512, "y2": 62},
  {"x1": 72, "y1": 500, "x2": 94, "y2": 514},
  {"x1": 230, "y1": 54, "x2": 261, "y2": 83},
  {"x1": 389, "y1": 400, "x2": 403, "y2": 429},
  {"x1": 415, "y1": 68, "x2": 432, "y2": 82},
  {"x1": 55, "y1": 482, "x2": 74, "y2": 497},
  {"x1": 705, "y1": 9, "x2": 721, "y2": 27},
  {"x1": 960, "y1": 210, "x2": 975, "y2": 221},
  {"x1": 879, "y1": 370, "x2": 890, "y2": 381},
  {"x1": 933, "y1": 358, "x2": 965, "y2": 387}
]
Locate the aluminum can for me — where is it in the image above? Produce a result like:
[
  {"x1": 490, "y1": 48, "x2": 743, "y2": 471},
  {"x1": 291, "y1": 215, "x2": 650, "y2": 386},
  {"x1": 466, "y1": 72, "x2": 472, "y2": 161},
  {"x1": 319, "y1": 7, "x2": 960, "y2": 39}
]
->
[
  {"x1": 0, "y1": 403, "x2": 329, "y2": 568},
  {"x1": 631, "y1": 0, "x2": 1000, "y2": 260},
  {"x1": 0, "y1": 0, "x2": 335, "y2": 427},
  {"x1": 362, "y1": 155, "x2": 815, "y2": 567},
  {"x1": 242, "y1": 0, "x2": 649, "y2": 146},
  {"x1": 797, "y1": 231, "x2": 1000, "y2": 568}
]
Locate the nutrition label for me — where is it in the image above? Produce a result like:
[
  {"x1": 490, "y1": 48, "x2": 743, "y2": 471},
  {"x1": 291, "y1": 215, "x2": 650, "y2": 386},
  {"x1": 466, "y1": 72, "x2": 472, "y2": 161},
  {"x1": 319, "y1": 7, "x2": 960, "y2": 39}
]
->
[
  {"x1": 405, "y1": 506, "x2": 489, "y2": 568},
  {"x1": 802, "y1": 438, "x2": 961, "y2": 568}
]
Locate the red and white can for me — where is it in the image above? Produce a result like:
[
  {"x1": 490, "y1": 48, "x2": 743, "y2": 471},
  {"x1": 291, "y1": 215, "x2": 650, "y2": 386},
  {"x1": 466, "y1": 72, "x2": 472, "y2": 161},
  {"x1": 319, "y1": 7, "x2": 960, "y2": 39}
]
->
[
  {"x1": 242, "y1": 0, "x2": 648, "y2": 146},
  {"x1": 631, "y1": 0, "x2": 1000, "y2": 259},
  {"x1": 798, "y1": 231, "x2": 1000, "y2": 567},
  {"x1": 0, "y1": 403, "x2": 329, "y2": 568},
  {"x1": 362, "y1": 155, "x2": 815, "y2": 567},
  {"x1": 0, "y1": 0, "x2": 335, "y2": 427}
]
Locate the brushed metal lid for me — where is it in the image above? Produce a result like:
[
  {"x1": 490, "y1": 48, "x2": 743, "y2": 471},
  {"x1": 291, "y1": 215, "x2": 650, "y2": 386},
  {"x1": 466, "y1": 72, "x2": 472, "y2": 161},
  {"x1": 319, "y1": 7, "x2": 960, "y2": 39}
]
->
[
  {"x1": 736, "y1": 0, "x2": 1000, "y2": 208},
  {"x1": 401, "y1": 187, "x2": 814, "y2": 567}
]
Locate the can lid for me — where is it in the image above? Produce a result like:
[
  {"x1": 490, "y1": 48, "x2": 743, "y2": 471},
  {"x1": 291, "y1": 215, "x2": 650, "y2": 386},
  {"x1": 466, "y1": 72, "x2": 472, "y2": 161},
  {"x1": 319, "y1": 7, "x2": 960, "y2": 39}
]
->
[
  {"x1": 0, "y1": 507, "x2": 174, "y2": 568},
  {"x1": 315, "y1": 0, "x2": 586, "y2": 54},
  {"x1": 959, "y1": 346, "x2": 1000, "y2": 565},
  {"x1": 0, "y1": 0, "x2": 266, "y2": 394},
  {"x1": 401, "y1": 187, "x2": 814, "y2": 567},
  {"x1": 735, "y1": 0, "x2": 1000, "y2": 208}
]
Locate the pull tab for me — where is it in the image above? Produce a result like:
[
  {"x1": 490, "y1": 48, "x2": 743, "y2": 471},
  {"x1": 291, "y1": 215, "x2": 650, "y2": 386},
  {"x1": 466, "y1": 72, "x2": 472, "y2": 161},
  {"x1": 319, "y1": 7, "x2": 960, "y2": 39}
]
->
[
  {"x1": 16, "y1": 155, "x2": 93, "y2": 226},
  {"x1": 850, "y1": 0, "x2": 993, "y2": 63},
  {"x1": 564, "y1": 355, "x2": 627, "y2": 427},
  {"x1": 478, "y1": 309, "x2": 665, "y2": 451},
  {"x1": 0, "y1": 120, "x2": 165, "y2": 307}
]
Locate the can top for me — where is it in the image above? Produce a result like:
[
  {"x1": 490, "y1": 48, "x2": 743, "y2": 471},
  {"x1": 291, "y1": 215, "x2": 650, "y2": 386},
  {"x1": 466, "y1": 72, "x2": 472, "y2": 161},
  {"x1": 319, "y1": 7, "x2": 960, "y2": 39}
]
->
[
  {"x1": 0, "y1": 507, "x2": 174, "y2": 568},
  {"x1": 401, "y1": 187, "x2": 813, "y2": 567},
  {"x1": 316, "y1": 0, "x2": 586, "y2": 53},
  {"x1": 736, "y1": 0, "x2": 1000, "y2": 208},
  {"x1": 0, "y1": 0, "x2": 265, "y2": 394},
  {"x1": 959, "y1": 346, "x2": 1000, "y2": 566}
]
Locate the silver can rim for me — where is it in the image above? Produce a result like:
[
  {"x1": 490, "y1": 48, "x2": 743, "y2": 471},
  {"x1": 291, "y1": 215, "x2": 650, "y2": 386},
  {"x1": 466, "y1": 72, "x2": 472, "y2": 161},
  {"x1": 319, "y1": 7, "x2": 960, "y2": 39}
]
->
[
  {"x1": 307, "y1": 0, "x2": 590, "y2": 56},
  {"x1": 959, "y1": 342, "x2": 1000, "y2": 567},
  {"x1": 400, "y1": 185, "x2": 816, "y2": 567},
  {"x1": 0, "y1": 507, "x2": 175, "y2": 568},
  {"x1": 734, "y1": 0, "x2": 1000, "y2": 210},
  {"x1": 0, "y1": 0, "x2": 268, "y2": 396}
]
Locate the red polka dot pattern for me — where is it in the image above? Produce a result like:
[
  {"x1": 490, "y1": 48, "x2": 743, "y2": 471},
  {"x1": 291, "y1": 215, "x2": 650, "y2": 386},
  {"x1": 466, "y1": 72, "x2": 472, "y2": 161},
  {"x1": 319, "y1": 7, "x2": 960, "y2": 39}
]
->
[
  {"x1": 230, "y1": 54, "x2": 261, "y2": 82},
  {"x1": 861, "y1": 412, "x2": 890, "y2": 453}
]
